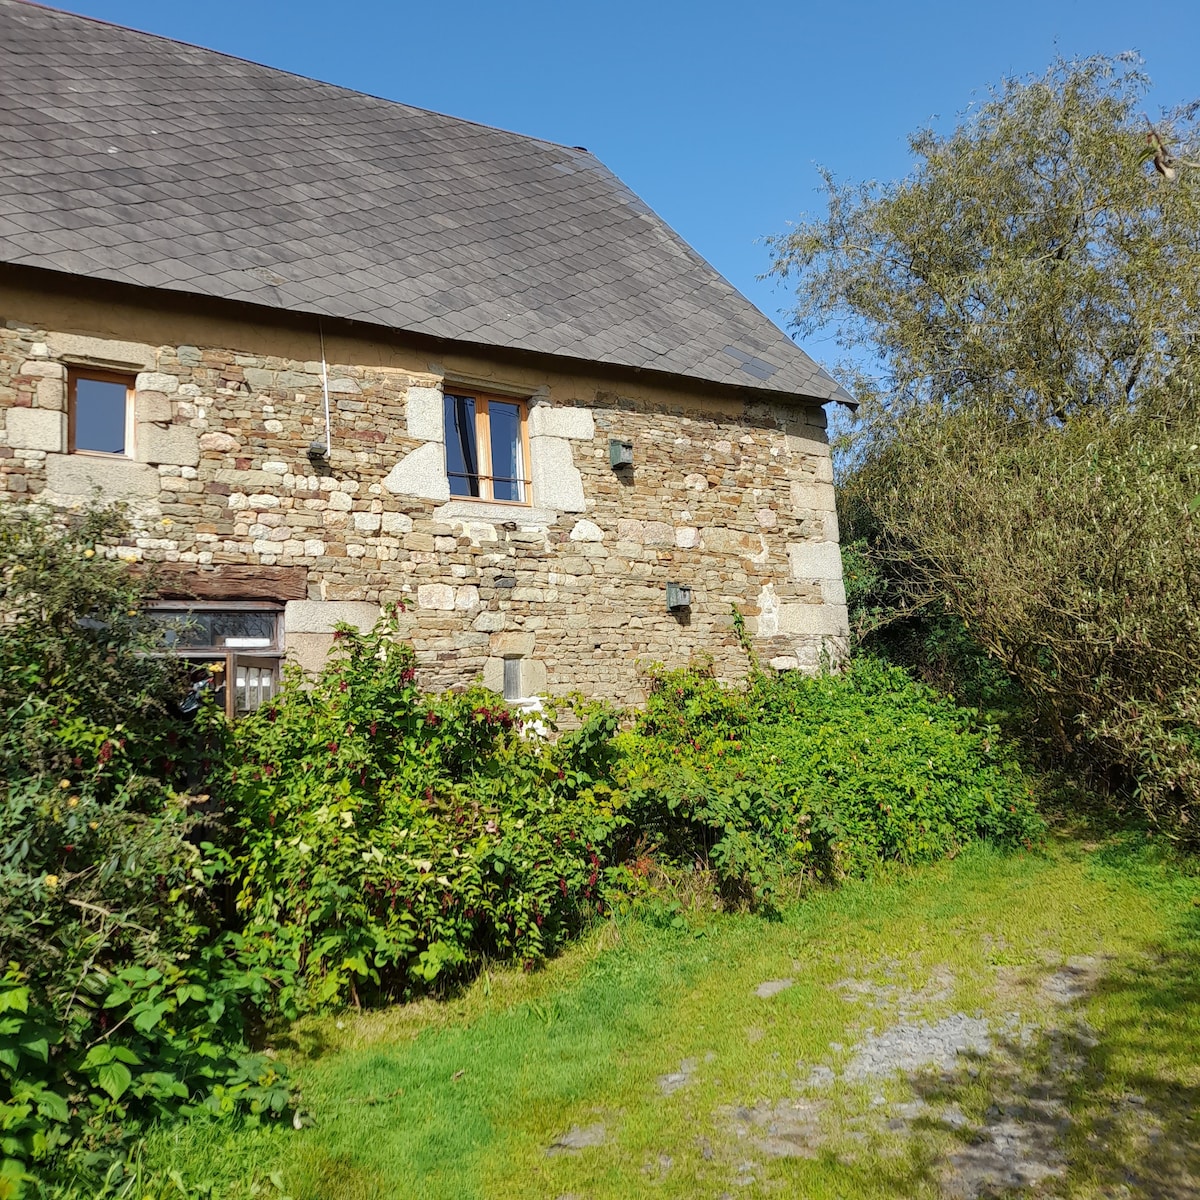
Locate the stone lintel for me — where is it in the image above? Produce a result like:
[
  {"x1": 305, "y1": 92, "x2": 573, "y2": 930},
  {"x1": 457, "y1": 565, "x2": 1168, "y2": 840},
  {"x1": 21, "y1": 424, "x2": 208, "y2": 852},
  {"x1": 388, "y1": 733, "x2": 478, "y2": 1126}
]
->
[
  {"x1": 46, "y1": 333, "x2": 157, "y2": 372},
  {"x1": 490, "y1": 631, "x2": 536, "y2": 658}
]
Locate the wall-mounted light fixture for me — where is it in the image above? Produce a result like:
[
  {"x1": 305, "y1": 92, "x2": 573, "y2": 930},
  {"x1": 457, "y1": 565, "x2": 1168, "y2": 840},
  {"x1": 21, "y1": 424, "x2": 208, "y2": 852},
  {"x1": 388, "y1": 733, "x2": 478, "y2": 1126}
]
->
[
  {"x1": 609, "y1": 438, "x2": 634, "y2": 469},
  {"x1": 307, "y1": 440, "x2": 329, "y2": 461},
  {"x1": 666, "y1": 582, "x2": 692, "y2": 612}
]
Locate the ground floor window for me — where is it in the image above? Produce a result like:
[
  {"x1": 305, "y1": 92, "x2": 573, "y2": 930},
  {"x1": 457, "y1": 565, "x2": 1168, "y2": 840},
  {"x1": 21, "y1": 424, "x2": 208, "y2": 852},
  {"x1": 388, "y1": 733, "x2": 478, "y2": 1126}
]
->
[{"x1": 147, "y1": 601, "x2": 283, "y2": 719}]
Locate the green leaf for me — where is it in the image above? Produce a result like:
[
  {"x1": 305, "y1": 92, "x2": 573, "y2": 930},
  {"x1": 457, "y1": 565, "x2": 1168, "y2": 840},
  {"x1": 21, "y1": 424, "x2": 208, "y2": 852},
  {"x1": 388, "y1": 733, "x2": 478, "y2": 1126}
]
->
[
  {"x1": 81, "y1": 1045, "x2": 113, "y2": 1069},
  {"x1": 18, "y1": 1038, "x2": 47, "y2": 1064},
  {"x1": 96, "y1": 1061, "x2": 132, "y2": 1100},
  {"x1": 33, "y1": 1090, "x2": 68, "y2": 1124},
  {"x1": 132, "y1": 1002, "x2": 170, "y2": 1034}
]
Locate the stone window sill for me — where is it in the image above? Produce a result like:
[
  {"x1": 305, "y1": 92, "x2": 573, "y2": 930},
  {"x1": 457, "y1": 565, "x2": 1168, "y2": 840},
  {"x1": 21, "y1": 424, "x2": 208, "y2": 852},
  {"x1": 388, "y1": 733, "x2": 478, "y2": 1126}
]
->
[{"x1": 433, "y1": 498, "x2": 561, "y2": 526}]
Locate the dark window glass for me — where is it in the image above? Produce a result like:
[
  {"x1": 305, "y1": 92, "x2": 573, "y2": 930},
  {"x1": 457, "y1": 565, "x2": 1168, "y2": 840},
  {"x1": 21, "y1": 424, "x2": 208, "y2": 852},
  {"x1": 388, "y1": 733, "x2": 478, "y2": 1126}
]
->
[
  {"x1": 443, "y1": 393, "x2": 479, "y2": 497},
  {"x1": 150, "y1": 610, "x2": 278, "y2": 650},
  {"x1": 489, "y1": 401, "x2": 524, "y2": 502},
  {"x1": 74, "y1": 377, "x2": 128, "y2": 454}
]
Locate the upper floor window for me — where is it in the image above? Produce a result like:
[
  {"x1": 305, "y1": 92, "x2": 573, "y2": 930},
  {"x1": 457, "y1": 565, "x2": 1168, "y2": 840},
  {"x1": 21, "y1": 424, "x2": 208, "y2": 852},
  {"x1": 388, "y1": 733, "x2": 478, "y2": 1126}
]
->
[
  {"x1": 69, "y1": 368, "x2": 134, "y2": 457},
  {"x1": 443, "y1": 391, "x2": 530, "y2": 503}
]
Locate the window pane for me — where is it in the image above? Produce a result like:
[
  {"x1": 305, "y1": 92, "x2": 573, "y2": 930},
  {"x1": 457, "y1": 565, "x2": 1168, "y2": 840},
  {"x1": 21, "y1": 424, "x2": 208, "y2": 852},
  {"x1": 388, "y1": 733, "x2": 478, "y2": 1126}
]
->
[
  {"x1": 150, "y1": 611, "x2": 212, "y2": 649},
  {"x1": 210, "y1": 612, "x2": 277, "y2": 648},
  {"x1": 443, "y1": 393, "x2": 479, "y2": 496},
  {"x1": 488, "y1": 402, "x2": 525, "y2": 502},
  {"x1": 235, "y1": 664, "x2": 277, "y2": 713},
  {"x1": 74, "y1": 377, "x2": 128, "y2": 454},
  {"x1": 503, "y1": 657, "x2": 521, "y2": 700},
  {"x1": 149, "y1": 609, "x2": 277, "y2": 650}
]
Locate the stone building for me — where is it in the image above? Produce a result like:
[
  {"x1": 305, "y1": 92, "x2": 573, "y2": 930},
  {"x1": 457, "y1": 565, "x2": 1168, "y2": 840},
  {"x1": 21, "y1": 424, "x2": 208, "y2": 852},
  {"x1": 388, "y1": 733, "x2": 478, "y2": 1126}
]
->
[{"x1": 0, "y1": 1, "x2": 852, "y2": 712}]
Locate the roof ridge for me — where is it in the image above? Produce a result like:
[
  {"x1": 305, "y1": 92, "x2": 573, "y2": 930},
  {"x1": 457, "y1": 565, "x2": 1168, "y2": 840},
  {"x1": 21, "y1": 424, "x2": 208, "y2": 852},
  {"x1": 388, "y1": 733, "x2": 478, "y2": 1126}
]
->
[{"x1": 7, "y1": 0, "x2": 595, "y2": 157}]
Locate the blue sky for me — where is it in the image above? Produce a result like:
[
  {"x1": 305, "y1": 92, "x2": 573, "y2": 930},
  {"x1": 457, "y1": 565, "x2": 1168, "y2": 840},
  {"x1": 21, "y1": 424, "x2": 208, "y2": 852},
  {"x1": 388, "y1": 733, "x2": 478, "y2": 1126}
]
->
[{"x1": 60, "y1": 0, "x2": 1199, "y2": 370}]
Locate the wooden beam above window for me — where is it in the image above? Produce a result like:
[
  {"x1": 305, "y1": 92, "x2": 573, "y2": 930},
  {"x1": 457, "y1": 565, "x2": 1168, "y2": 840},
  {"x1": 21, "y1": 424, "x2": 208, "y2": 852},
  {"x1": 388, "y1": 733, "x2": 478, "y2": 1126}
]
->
[{"x1": 139, "y1": 564, "x2": 310, "y2": 602}]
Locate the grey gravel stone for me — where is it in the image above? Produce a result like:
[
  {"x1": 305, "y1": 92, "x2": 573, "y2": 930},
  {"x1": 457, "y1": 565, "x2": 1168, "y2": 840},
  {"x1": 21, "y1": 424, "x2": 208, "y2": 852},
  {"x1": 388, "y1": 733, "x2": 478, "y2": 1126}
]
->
[
  {"x1": 755, "y1": 977, "x2": 794, "y2": 999},
  {"x1": 1039, "y1": 955, "x2": 1103, "y2": 1005},
  {"x1": 724, "y1": 1098, "x2": 827, "y2": 1159},
  {"x1": 546, "y1": 1123, "x2": 607, "y2": 1155},
  {"x1": 940, "y1": 1104, "x2": 970, "y2": 1129},
  {"x1": 844, "y1": 1014, "x2": 992, "y2": 1081},
  {"x1": 804, "y1": 1064, "x2": 836, "y2": 1089},
  {"x1": 943, "y1": 1114, "x2": 1066, "y2": 1198},
  {"x1": 658, "y1": 1058, "x2": 698, "y2": 1096}
]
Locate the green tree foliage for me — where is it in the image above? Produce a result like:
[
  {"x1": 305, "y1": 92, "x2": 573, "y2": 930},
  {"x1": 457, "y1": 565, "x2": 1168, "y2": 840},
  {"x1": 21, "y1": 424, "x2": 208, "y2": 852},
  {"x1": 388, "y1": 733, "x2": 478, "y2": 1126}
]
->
[
  {"x1": 767, "y1": 56, "x2": 1200, "y2": 423},
  {"x1": 767, "y1": 57, "x2": 1200, "y2": 836}
]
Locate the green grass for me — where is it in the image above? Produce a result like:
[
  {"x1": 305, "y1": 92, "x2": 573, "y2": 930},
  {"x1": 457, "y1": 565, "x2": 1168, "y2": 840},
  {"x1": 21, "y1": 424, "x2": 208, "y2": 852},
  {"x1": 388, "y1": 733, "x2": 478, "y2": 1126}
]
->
[{"x1": 140, "y1": 833, "x2": 1200, "y2": 1199}]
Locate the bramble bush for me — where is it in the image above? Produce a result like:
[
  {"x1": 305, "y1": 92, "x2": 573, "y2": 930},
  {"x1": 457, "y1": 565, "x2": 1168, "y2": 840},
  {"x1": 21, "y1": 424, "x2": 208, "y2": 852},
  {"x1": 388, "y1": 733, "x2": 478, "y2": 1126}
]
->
[{"x1": 223, "y1": 608, "x2": 625, "y2": 1014}]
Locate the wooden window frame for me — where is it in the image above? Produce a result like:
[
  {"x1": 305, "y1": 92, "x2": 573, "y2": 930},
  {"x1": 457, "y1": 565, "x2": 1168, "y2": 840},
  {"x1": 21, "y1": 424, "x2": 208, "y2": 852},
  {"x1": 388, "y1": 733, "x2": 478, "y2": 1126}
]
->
[
  {"x1": 148, "y1": 601, "x2": 283, "y2": 720},
  {"x1": 67, "y1": 367, "x2": 136, "y2": 458},
  {"x1": 444, "y1": 391, "x2": 533, "y2": 505}
]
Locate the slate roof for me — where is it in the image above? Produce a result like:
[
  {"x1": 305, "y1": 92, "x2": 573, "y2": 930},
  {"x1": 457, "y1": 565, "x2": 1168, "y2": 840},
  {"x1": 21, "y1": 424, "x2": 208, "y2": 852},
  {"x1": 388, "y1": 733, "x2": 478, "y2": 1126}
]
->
[{"x1": 0, "y1": 0, "x2": 851, "y2": 405}]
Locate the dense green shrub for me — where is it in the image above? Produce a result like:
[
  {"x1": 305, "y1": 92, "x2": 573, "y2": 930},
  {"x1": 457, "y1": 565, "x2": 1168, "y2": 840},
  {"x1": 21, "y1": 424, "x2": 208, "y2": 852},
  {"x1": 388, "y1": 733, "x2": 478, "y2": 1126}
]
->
[
  {"x1": 749, "y1": 658, "x2": 1042, "y2": 873},
  {"x1": 618, "y1": 656, "x2": 1043, "y2": 904},
  {"x1": 0, "y1": 505, "x2": 292, "y2": 1197},
  {"x1": 224, "y1": 609, "x2": 624, "y2": 1014}
]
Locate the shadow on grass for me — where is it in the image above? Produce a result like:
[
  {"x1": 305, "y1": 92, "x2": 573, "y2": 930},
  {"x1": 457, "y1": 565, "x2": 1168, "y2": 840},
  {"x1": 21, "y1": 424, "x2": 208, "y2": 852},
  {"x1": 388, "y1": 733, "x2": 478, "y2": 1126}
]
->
[
  {"x1": 902, "y1": 905, "x2": 1200, "y2": 1199},
  {"x1": 1064, "y1": 907, "x2": 1200, "y2": 1199}
]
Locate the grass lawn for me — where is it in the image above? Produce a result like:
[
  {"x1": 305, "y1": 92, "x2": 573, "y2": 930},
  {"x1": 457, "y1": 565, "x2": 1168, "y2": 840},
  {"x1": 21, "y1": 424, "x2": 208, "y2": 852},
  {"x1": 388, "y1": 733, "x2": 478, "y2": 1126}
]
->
[{"x1": 143, "y1": 832, "x2": 1200, "y2": 1199}]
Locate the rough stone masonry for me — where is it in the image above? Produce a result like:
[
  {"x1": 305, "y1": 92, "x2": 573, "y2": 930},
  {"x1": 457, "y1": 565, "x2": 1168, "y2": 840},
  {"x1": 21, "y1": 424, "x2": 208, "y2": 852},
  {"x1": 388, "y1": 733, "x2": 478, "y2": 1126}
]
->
[{"x1": 0, "y1": 277, "x2": 849, "y2": 705}]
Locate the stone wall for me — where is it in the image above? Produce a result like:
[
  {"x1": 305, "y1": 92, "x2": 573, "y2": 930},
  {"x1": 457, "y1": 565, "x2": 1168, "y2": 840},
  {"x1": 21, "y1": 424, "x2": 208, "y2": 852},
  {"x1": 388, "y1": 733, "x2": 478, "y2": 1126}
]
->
[{"x1": 0, "y1": 273, "x2": 848, "y2": 704}]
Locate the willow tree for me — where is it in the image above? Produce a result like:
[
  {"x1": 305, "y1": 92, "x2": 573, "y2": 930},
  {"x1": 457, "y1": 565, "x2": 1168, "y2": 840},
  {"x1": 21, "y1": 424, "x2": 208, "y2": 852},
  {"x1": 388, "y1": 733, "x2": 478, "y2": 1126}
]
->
[
  {"x1": 768, "y1": 57, "x2": 1200, "y2": 834},
  {"x1": 769, "y1": 56, "x2": 1200, "y2": 424}
]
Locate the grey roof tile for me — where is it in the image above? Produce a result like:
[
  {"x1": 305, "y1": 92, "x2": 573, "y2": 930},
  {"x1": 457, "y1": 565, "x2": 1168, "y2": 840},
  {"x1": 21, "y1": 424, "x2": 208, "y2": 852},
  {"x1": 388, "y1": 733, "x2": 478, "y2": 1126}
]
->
[{"x1": 0, "y1": 0, "x2": 851, "y2": 405}]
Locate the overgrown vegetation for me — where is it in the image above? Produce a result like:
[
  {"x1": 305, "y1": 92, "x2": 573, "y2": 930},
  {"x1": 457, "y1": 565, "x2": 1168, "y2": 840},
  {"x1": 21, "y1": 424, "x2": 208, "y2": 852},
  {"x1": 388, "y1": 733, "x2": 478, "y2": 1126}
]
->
[
  {"x1": 7, "y1": 50, "x2": 1198, "y2": 1200},
  {"x1": 768, "y1": 55, "x2": 1200, "y2": 837},
  {"x1": 621, "y1": 658, "x2": 1040, "y2": 898},
  {"x1": 136, "y1": 834, "x2": 1200, "y2": 1200},
  {"x1": 0, "y1": 506, "x2": 291, "y2": 1199},
  {"x1": 0, "y1": 503, "x2": 1042, "y2": 1196},
  {"x1": 223, "y1": 612, "x2": 623, "y2": 1013}
]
